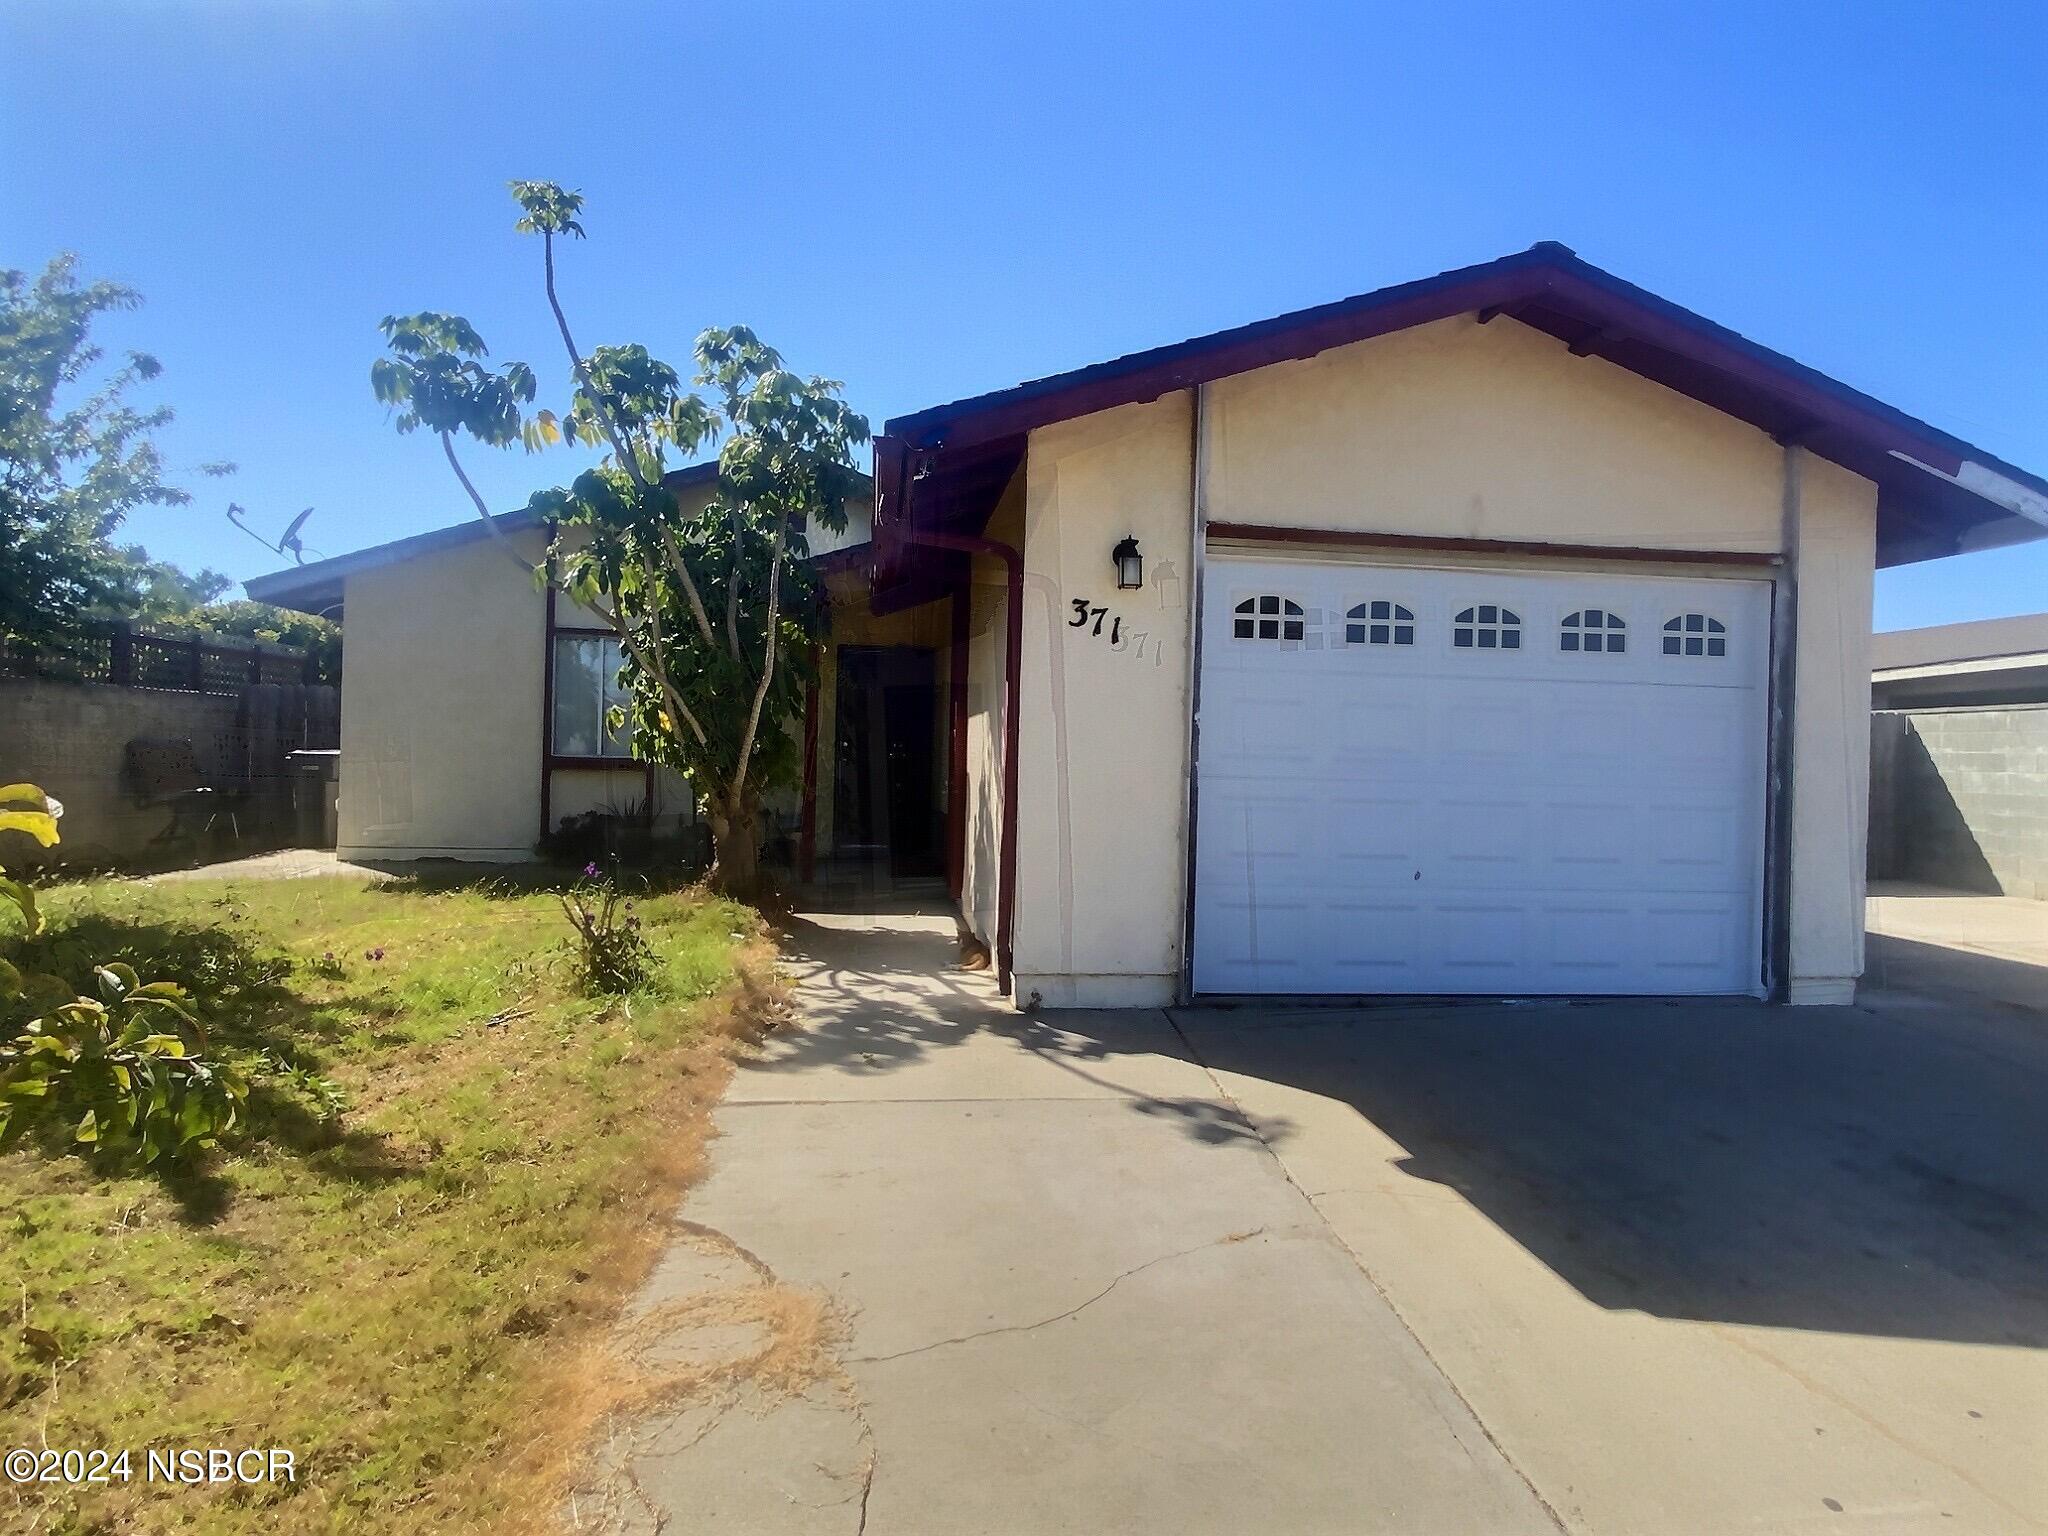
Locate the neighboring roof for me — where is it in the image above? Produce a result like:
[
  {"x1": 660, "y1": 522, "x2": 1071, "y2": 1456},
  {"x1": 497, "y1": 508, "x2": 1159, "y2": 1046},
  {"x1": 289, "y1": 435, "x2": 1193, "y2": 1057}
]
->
[
  {"x1": 871, "y1": 242, "x2": 2048, "y2": 609},
  {"x1": 246, "y1": 461, "x2": 871, "y2": 615},
  {"x1": 1872, "y1": 613, "x2": 2048, "y2": 675}
]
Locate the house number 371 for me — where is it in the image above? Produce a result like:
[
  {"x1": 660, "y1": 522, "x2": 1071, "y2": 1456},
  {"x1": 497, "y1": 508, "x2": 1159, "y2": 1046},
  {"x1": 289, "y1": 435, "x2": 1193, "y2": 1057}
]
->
[{"x1": 1068, "y1": 598, "x2": 1122, "y2": 644}]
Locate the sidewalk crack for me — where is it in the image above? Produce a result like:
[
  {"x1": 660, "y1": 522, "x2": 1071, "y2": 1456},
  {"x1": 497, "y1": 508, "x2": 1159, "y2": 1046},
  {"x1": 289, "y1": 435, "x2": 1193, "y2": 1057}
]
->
[{"x1": 847, "y1": 1228, "x2": 1267, "y2": 1366}]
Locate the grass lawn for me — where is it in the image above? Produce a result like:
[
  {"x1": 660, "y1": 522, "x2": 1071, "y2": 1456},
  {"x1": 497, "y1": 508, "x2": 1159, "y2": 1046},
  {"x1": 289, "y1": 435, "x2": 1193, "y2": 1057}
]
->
[{"x1": 0, "y1": 869, "x2": 771, "y2": 1535}]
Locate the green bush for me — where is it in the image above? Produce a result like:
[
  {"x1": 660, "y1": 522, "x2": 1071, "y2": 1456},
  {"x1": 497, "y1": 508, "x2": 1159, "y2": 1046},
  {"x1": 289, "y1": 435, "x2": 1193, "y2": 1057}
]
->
[{"x1": 0, "y1": 784, "x2": 248, "y2": 1164}]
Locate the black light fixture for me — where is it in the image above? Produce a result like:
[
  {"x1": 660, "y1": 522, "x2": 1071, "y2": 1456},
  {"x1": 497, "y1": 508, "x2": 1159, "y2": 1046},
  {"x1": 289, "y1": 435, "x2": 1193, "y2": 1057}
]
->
[{"x1": 1112, "y1": 535, "x2": 1143, "y2": 590}]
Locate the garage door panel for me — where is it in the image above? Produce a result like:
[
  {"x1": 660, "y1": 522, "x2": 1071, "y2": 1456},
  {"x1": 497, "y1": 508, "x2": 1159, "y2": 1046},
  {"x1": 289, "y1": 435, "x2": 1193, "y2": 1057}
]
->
[
  {"x1": 1543, "y1": 902, "x2": 1637, "y2": 968},
  {"x1": 1322, "y1": 902, "x2": 1424, "y2": 976},
  {"x1": 1433, "y1": 902, "x2": 1533, "y2": 975},
  {"x1": 1194, "y1": 555, "x2": 1769, "y2": 996},
  {"x1": 1201, "y1": 798, "x2": 1312, "y2": 884},
  {"x1": 1327, "y1": 796, "x2": 1427, "y2": 879},
  {"x1": 1540, "y1": 801, "x2": 1638, "y2": 880},
  {"x1": 1436, "y1": 797, "x2": 1536, "y2": 876},
  {"x1": 1644, "y1": 903, "x2": 1744, "y2": 975}
]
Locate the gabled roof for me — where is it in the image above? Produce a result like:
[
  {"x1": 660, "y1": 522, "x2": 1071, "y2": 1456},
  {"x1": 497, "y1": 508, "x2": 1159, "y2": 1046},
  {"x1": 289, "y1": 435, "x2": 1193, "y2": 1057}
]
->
[
  {"x1": 871, "y1": 243, "x2": 2047, "y2": 607},
  {"x1": 246, "y1": 461, "x2": 871, "y2": 616}
]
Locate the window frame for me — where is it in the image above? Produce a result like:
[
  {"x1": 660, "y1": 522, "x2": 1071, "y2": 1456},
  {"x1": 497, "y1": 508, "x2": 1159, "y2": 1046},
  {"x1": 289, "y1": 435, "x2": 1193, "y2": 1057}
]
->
[
  {"x1": 1233, "y1": 594, "x2": 1306, "y2": 642},
  {"x1": 1346, "y1": 599, "x2": 1416, "y2": 648},
  {"x1": 1452, "y1": 603, "x2": 1523, "y2": 651},
  {"x1": 549, "y1": 627, "x2": 640, "y2": 764},
  {"x1": 1559, "y1": 607, "x2": 1628, "y2": 655},
  {"x1": 1662, "y1": 612, "x2": 1729, "y2": 658}
]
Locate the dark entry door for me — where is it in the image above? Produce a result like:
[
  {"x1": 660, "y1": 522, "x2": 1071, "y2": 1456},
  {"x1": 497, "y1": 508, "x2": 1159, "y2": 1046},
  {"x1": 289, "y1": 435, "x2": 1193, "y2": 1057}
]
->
[{"x1": 834, "y1": 647, "x2": 940, "y2": 876}]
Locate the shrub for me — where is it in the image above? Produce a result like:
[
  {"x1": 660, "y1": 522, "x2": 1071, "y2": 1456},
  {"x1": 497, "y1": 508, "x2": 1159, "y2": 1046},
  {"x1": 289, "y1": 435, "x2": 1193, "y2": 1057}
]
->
[
  {"x1": 558, "y1": 863, "x2": 653, "y2": 994},
  {"x1": 0, "y1": 784, "x2": 248, "y2": 1165}
]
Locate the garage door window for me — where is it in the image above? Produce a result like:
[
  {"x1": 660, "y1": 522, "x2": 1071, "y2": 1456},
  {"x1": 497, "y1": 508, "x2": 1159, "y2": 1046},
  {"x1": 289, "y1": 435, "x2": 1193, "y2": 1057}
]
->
[
  {"x1": 1234, "y1": 595, "x2": 1304, "y2": 641},
  {"x1": 1346, "y1": 601, "x2": 1415, "y2": 646},
  {"x1": 1453, "y1": 604, "x2": 1521, "y2": 650},
  {"x1": 1560, "y1": 608, "x2": 1627, "y2": 653},
  {"x1": 1663, "y1": 613, "x2": 1728, "y2": 657}
]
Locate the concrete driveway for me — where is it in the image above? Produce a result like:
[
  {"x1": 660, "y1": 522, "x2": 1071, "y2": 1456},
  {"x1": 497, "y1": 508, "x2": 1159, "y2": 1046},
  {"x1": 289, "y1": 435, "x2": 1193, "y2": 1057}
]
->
[{"x1": 605, "y1": 896, "x2": 2048, "y2": 1534}]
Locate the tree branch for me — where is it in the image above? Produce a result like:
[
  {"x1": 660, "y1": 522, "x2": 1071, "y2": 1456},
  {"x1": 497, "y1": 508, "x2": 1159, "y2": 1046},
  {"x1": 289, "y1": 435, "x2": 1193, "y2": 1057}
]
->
[
  {"x1": 655, "y1": 522, "x2": 719, "y2": 651},
  {"x1": 611, "y1": 593, "x2": 710, "y2": 751},
  {"x1": 541, "y1": 232, "x2": 641, "y2": 490},
  {"x1": 725, "y1": 503, "x2": 745, "y2": 666},
  {"x1": 537, "y1": 228, "x2": 720, "y2": 651},
  {"x1": 730, "y1": 518, "x2": 789, "y2": 800},
  {"x1": 440, "y1": 431, "x2": 535, "y2": 577}
]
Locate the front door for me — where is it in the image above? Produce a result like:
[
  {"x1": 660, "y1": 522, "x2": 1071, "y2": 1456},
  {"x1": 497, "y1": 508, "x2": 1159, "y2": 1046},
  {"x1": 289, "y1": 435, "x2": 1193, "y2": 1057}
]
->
[{"x1": 834, "y1": 646, "x2": 941, "y2": 876}]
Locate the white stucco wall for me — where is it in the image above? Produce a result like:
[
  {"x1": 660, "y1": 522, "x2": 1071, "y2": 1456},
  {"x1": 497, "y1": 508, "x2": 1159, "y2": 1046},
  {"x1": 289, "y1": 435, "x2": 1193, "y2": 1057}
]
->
[
  {"x1": 338, "y1": 527, "x2": 549, "y2": 860},
  {"x1": 1011, "y1": 396, "x2": 1195, "y2": 1006},
  {"x1": 1786, "y1": 451, "x2": 1878, "y2": 1003},
  {"x1": 1002, "y1": 311, "x2": 1879, "y2": 1005},
  {"x1": 960, "y1": 474, "x2": 1024, "y2": 953}
]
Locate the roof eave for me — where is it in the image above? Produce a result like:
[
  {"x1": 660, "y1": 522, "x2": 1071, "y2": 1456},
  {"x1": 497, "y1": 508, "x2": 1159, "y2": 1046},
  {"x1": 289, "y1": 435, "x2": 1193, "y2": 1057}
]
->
[{"x1": 878, "y1": 243, "x2": 2047, "y2": 573}]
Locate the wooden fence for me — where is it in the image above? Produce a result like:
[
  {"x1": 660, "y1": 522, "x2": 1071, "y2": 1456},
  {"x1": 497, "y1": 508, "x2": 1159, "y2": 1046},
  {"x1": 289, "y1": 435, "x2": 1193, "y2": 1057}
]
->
[{"x1": 0, "y1": 623, "x2": 316, "y2": 694}]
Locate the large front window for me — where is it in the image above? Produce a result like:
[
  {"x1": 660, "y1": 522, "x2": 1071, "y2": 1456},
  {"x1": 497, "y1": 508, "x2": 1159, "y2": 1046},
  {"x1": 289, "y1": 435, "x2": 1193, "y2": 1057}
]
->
[{"x1": 552, "y1": 632, "x2": 635, "y2": 759}]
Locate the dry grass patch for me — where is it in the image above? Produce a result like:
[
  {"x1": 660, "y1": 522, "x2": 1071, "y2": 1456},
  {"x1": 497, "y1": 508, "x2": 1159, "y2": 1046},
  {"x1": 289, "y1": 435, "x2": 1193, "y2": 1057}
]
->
[{"x1": 0, "y1": 871, "x2": 779, "y2": 1535}]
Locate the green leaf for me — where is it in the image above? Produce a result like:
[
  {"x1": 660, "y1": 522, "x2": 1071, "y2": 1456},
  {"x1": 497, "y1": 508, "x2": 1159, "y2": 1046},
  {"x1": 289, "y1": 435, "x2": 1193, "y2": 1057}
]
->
[
  {"x1": 75, "y1": 1108, "x2": 97, "y2": 1144},
  {"x1": 95, "y1": 963, "x2": 140, "y2": 1001},
  {"x1": 0, "y1": 810, "x2": 59, "y2": 847},
  {"x1": 0, "y1": 877, "x2": 41, "y2": 935}
]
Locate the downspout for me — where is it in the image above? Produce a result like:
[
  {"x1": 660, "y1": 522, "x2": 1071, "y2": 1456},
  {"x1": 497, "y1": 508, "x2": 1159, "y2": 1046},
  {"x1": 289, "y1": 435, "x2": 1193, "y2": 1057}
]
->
[{"x1": 902, "y1": 523, "x2": 1022, "y2": 995}]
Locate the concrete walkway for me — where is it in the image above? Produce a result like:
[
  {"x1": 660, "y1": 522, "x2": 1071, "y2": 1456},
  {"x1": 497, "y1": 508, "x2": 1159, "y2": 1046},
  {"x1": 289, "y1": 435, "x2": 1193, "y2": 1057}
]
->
[
  {"x1": 602, "y1": 901, "x2": 2048, "y2": 1534},
  {"x1": 148, "y1": 848, "x2": 398, "y2": 882},
  {"x1": 600, "y1": 902, "x2": 1553, "y2": 1535}
]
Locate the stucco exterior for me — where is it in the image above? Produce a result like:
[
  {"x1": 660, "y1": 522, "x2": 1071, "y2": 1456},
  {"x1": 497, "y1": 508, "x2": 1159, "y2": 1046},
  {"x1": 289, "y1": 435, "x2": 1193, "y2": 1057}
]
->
[
  {"x1": 995, "y1": 313, "x2": 1879, "y2": 1006},
  {"x1": 337, "y1": 490, "x2": 888, "y2": 864},
  {"x1": 959, "y1": 473, "x2": 1024, "y2": 952},
  {"x1": 1786, "y1": 452, "x2": 1878, "y2": 1003},
  {"x1": 338, "y1": 527, "x2": 550, "y2": 860}
]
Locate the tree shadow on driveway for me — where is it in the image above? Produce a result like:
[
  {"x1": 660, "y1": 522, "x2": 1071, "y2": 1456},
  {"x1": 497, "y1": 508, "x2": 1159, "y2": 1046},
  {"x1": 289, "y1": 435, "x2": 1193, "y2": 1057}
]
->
[{"x1": 753, "y1": 912, "x2": 1286, "y2": 1151}]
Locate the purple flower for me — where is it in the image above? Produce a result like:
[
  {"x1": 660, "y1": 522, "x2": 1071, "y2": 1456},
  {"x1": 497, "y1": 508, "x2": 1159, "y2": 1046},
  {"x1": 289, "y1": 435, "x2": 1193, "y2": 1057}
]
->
[{"x1": 583, "y1": 862, "x2": 601, "y2": 879}]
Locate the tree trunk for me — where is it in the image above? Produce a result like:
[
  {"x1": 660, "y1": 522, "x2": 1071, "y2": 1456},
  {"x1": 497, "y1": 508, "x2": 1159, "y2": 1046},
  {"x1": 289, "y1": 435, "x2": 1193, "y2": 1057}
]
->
[{"x1": 706, "y1": 795, "x2": 762, "y2": 900}]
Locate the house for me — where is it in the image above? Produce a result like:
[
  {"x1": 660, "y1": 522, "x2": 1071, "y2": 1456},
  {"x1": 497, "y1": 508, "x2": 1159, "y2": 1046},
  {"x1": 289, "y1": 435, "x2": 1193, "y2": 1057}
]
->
[
  {"x1": 251, "y1": 242, "x2": 2048, "y2": 1007},
  {"x1": 1868, "y1": 612, "x2": 2048, "y2": 898},
  {"x1": 244, "y1": 462, "x2": 876, "y2": 865}
]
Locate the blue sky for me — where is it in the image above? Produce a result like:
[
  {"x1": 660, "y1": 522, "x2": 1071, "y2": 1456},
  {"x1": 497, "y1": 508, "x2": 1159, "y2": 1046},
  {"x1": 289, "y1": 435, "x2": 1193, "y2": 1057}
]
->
[{"x1": 5, "y1": 0, "x2": 2043, "y2": 632}]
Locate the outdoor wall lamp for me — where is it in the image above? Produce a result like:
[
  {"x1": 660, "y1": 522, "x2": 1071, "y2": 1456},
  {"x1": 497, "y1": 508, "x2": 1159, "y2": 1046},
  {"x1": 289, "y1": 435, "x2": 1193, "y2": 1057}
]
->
[{"x1": 1112, "y1": 535, "x2": 1143, "y2": 590}]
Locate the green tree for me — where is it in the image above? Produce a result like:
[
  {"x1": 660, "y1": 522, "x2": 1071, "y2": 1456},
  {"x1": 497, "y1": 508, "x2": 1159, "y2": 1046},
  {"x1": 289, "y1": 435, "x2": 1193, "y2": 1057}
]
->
[
  {"x1": 372, "y1": 184, "x2": 867, "y2": 897},
  {"x1": 0, "y1": 256, "x2": 231, "y2": 656},
  {"x1": 97, "y1": 544, "x2": 341, "y2": 686},
  {"x1": 113, "y1": 543, "x2": 234, "y2": 619}
]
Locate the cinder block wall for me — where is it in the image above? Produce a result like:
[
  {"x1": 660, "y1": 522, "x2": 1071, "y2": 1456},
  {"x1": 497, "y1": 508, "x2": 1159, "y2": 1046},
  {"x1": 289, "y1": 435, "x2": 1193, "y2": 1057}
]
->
[
  {"x1": 0, "y1": 679, "x2": 336, "y2": 867},
  {"x1": 1869, "y1": 705, "x2": 2048, "y2": 898}
]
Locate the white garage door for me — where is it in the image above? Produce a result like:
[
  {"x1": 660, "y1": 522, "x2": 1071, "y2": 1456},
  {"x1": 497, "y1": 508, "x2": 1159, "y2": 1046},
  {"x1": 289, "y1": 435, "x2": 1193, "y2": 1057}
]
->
[{"x1": 1192, "y1": 555, "x2": 1772, "y2": 996}]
